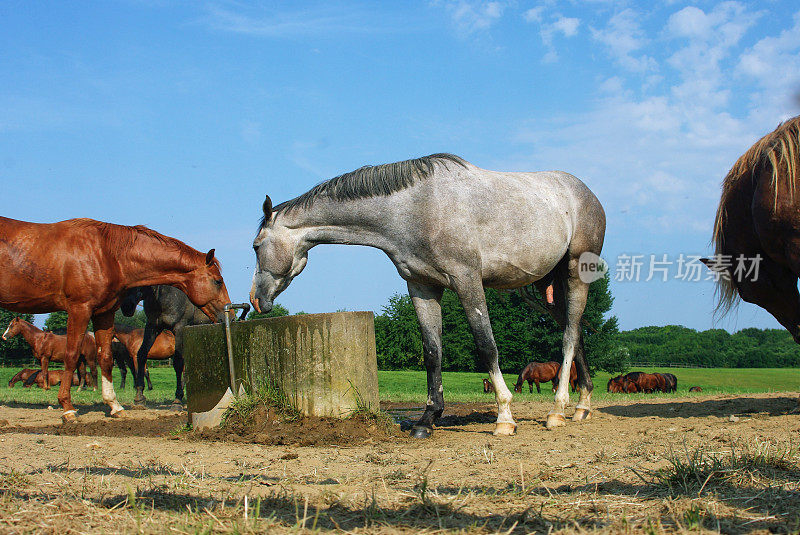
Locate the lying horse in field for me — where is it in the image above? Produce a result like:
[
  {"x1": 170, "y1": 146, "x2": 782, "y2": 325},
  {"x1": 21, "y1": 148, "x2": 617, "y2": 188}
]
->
[
  {"x1": 8, "y1": 368, "x2": 38, "y2": 387},
  {"x1": 112, "y1": 325, "x2": 175, "y2": 395},
  {"x1": 250, "y1": 154, "x2": 605, "y2": 435},
  {"x1": 119, "y1": 285, "x2": 247, "y2": 405},
  {"x1": 689, "y1": 386, "x2": 702, "y2": 392},
  {"x1": 483, "y1": 378, "x2": 494, "y2": 393},
  {"x1": 23, "y1": 369, "x2": 81, "y2": 388},
  {"x1": 0, "y1": 216, "x2": 232, "y2": 422},
  {"x1": 2, "y1": 317, "x2": 97, "y2": 390}
]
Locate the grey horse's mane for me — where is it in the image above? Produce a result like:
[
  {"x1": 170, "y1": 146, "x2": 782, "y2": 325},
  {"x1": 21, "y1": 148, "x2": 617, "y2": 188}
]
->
[{"x1": 265, "y1": 153, "x2": 467, "y2": 224}]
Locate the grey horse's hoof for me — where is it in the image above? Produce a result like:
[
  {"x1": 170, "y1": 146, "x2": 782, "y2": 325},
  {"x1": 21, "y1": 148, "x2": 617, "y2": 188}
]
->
[
  {"x1": 410, "y1": 426, "x2": 433, "y2": 439},
  {"x1": 493, "y1": 422, "x2": 517, "y2": 436},
  {"x1": 546, "y1": 412, "x2": 566, "y2": 429},
  {"x1": 572, "y1": 408, "x2": 591, "y2": 421}
]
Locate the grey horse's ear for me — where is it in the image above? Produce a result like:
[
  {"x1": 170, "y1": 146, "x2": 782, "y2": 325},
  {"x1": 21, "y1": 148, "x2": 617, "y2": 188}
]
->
[
  {"x1": 263, "y1": 195, "x2": 273, "y2": 219},
  {"x1": 205, "y1": 249, "x2": 216, "y2": 266}
]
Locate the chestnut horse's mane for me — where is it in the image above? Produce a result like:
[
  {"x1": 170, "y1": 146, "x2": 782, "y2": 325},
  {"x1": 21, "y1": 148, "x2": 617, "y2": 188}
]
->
[
  {"x1": 712, "y1": 115, "x2": 800, "y2": 316},
  {"x1": 72, "y1": 219, "x2": 217, "y2": 269}
]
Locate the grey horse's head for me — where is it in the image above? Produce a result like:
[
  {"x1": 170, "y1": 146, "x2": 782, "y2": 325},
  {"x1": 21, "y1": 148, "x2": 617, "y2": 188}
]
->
[{"x1": 250, "y1": 195, "x2": 308, "y2": 314}]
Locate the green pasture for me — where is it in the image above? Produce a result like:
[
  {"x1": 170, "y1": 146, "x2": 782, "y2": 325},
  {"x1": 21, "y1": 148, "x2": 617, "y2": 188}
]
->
[
  {"x1": 375, "y1": 367, "x2": 800, "y2": 403},
  {"x1": 0, "y1": 365, "x2": 798, "y2": 407}
]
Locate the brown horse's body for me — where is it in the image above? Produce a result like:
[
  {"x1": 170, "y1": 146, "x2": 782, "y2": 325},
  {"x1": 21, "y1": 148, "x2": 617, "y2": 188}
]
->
[
  {"x1": 24, "y1": 369, "x2": 81, "y2": 388},
  {"x1": 689, "y1": 386, "x2": 702, "y2": 392},
  {"x1": 514, "y1": 361, "x2": 576, "y2": 394},
  {"x1": 2, "y1": 318, "x2": 97, "y2": 390},
  {"x1": 0, "y1": 216, "x2": 232, "y2": 421},
  {"x1": 113, "y1": 327, "x2": 176, "y2": 391},
  {"x1": 708, "y1": 116, "x2": 800, "y2": 343},
  {"x1": 8, "y1": 368, "x2": 38, "y2": 387}
]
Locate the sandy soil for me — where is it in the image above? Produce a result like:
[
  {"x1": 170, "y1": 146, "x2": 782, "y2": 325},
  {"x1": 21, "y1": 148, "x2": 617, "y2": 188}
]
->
[{"x1": 0, "y1": 393, "x2": 798, "y2": 533}]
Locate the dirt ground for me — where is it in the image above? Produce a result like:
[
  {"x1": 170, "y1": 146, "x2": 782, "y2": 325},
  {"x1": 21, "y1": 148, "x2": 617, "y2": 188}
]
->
[{"x1": 0, "y1": 393, "x2": 798, "y2": 533}]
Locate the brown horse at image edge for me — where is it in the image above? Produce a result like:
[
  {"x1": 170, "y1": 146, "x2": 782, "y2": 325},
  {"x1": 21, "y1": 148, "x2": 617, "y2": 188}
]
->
[{"x1": 0, "y1": 216, "x2": 233, "y2": 422}]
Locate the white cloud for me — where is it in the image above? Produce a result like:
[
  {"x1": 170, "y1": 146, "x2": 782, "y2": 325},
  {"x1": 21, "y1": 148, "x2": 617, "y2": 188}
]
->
[
  {"x1": 553, "y1": 16, "x2": 579, "y2": 37},
  {"x1": 590, "y1": 9, "x2": 657, "y2": 73},
  {"x1": 438, "y1": 1, "x2": 507, "y2": 35},
  {"x1": 524, "y1": 9, "x2": 581, "y2": 63}
]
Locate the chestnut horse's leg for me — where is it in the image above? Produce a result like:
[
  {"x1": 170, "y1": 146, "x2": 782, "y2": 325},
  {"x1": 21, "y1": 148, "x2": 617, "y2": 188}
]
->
[
  {"x1": 41, "y1": 356, "x2": 50, "y2": 391},
  {"x1": 59, "y1": 308, "x2": 91, "y2": 422},
  {"x1": 92, "y1": 312, "x2": 125, "y2": 417},
  {"x1": 533, "y1": 379, "x2": 539, "y2": 394},
  {"x1": 145, "y1": 364, "x2": 152, "y2": 390},
  {"x1": 76, "y1": 356, "x2": 86, "y2": 391},
  {"x1": 407, "y1": 282, "x2": 445, "y2": 438}
]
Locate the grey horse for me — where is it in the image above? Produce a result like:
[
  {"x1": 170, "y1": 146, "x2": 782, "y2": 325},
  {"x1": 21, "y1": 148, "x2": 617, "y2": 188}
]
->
[{"x1": 250, "y1": 154, "x2": 605, "y2": 436}]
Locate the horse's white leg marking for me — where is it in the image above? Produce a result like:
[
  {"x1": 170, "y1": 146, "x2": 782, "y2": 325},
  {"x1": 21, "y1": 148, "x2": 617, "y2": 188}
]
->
[
  {"x1": 490, "y1": 366, "x2": 514, "y2": 426},
  {"x1": 101, "y1": 375, "x2": 124, "y2": 415}
]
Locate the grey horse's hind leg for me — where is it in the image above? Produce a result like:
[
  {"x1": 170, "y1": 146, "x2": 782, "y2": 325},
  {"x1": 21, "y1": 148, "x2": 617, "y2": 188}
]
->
[
  {"x1": 407, "y1": 282, "x2": 444, "y2": 438},
  {"x1": 546, "y1": 260, "x2": 591, "y2": 428},
  {"x1": 453, "y1": 276, "x2": 516, "y2": 436}
]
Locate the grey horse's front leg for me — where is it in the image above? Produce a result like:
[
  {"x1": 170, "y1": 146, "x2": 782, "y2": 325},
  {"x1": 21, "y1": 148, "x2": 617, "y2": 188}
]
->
[
  {"x1": 454, "y1": 276, "x2": 516, "y2": 436},
  {"x1": 407, "y1": 282, "x2": 444, "y2": 439}
]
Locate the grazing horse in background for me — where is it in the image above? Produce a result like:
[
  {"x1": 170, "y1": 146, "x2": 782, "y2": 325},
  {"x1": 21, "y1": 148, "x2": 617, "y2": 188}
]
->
[
  {"x1": 662, "y1": 373, "x2": 677, "y2": 393},
  {"x1": 112, "y1": 325, "x2": 175, "y2": 397},
  {"x1": 483, "y1": 378, "x2": 494, "y2": 393},
  {"x1": 706, "y1": 116, "x2": 800, "y2": 341},
  {"x1": 8, "y1": 368, "x2": 38, "y2": 387},
  {"x1": 250, "y1": 154, "x2": 606, "y2": 436},
  {"x1": 514, "y1": 361, "x2": 559, "y2": 393},
  {"x1": 0, "y1": 216, "x2": 232, "y2": 422},
  {"x1": 607, "y1": 375, "x2": 624, "y2": 393},
  {"x1": 689, "y1": 386, "x2": 703, "y2": 392},
  {"x1": 23, "y1": 369, "x2": 81, "y2": 389},
  {"x1": 552, "y1": 362, "x2": 578, "y2": 393},
  {"x1": 2, "y1": 317, "x2": 97, "y2": 390},
  {"x1": 119, "y1": 285, "x2": 247, "y2": 405}
]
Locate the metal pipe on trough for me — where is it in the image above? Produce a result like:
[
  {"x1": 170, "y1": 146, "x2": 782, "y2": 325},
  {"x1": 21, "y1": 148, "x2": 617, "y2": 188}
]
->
[{"x1": 224, "y1": 302, "x2": 250, "y2": 395}]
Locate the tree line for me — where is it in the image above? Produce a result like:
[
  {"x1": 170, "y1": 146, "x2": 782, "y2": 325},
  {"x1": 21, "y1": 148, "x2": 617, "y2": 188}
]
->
[{"x1": 3, "y1": 275, "x2": 800, "y2": 370}]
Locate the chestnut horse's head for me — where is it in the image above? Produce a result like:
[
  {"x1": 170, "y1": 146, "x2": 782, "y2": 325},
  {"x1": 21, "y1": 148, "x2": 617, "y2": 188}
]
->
[
  {"x1": 182, "y1": 249, "x2": 233, "y2": 321},
  {"x1": 1, "y1": 317, "x2": 22, "y2": 341},
  {"x1": 250, "y1": 195, "x2": 308, "y2": 314}
]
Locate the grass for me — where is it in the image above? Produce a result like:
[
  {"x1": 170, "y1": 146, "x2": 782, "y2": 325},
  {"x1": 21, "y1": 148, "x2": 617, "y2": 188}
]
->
[
  {"x1": 0, "y1": 366, "x2": 178, "y2": 406},
  {"x1": 1, "y1": 365, "x2": 799, "y2": 407},
  {"x1": 378, "y1": 367, "x2": 800, "y2": 403}
]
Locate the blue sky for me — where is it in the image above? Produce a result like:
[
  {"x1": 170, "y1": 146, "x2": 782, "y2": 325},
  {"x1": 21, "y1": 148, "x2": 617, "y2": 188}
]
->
[{"x1": 1, "y1": 1, "x2": 799, "y2": 332}]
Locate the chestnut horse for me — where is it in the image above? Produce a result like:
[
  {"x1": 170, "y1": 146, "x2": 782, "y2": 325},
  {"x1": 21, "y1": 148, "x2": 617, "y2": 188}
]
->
[
  {"x1": 514, "y1": 361, "x2": 577, "y2": 394},
  {"x1": 2, "y1": 317, "x2": 97, "y2": 390},
  {"x1": 483, "y1": 378, "x2": 494, "y2": 393},
  {"x1": 706, "y1": 116, "x2": 800, "y2": 341},
  {"x1": 8, "y1": 368, "x2": 38, "y2": 387},
  {"x1": 113, "y1": 326, "x2": 176, "y2": 395},
  {"x1": 0, "y1": 217, "x2": 232, "y2": 422}
]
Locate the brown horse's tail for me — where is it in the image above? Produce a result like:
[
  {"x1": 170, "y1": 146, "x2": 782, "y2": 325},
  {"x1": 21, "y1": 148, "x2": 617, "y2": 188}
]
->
[{"x1": 711, "y1": 116, "x2": 800, "y2": 318}]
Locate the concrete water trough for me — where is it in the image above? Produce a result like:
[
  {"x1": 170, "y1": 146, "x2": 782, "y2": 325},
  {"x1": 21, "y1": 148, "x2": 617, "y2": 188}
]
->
[{"x1": 183, "y1": 311, "x2": 379, "y2": 429}]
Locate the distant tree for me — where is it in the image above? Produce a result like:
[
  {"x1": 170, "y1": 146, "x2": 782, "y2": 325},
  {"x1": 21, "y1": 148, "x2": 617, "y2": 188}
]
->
[
  {"x1": 247, "y1": 303, "x2": 290, "y2": 320},
  {"x1": 0, "y1": 307, "x2": 35, "y2": 363},
  {"x1": 113, "y1": 309, "x2": 147, "y2": 330},
  {"x1": 44, "y1": 311, "x2": 69, "y2": 333},
  {"x1": 374, "y1": 272, "x2": 623, "y2": 374}
]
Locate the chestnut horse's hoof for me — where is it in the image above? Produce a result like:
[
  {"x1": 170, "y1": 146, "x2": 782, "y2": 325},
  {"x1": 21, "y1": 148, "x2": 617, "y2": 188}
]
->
[
  {"x1": 545, "y1": 412, "x2": 566, "y2": 429},
  {"x1": 410, "y1": 426, "x2": 433, "y2": 439},
  {"x1": 61, "y1": 410, "x2": 78, "y2": 424},
  {"x1": 492, "y1": 422, "x2": 517, "y2": 436},
  {"x1": 572, "y1": 408, "x2": 591, "y2": 421}
]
